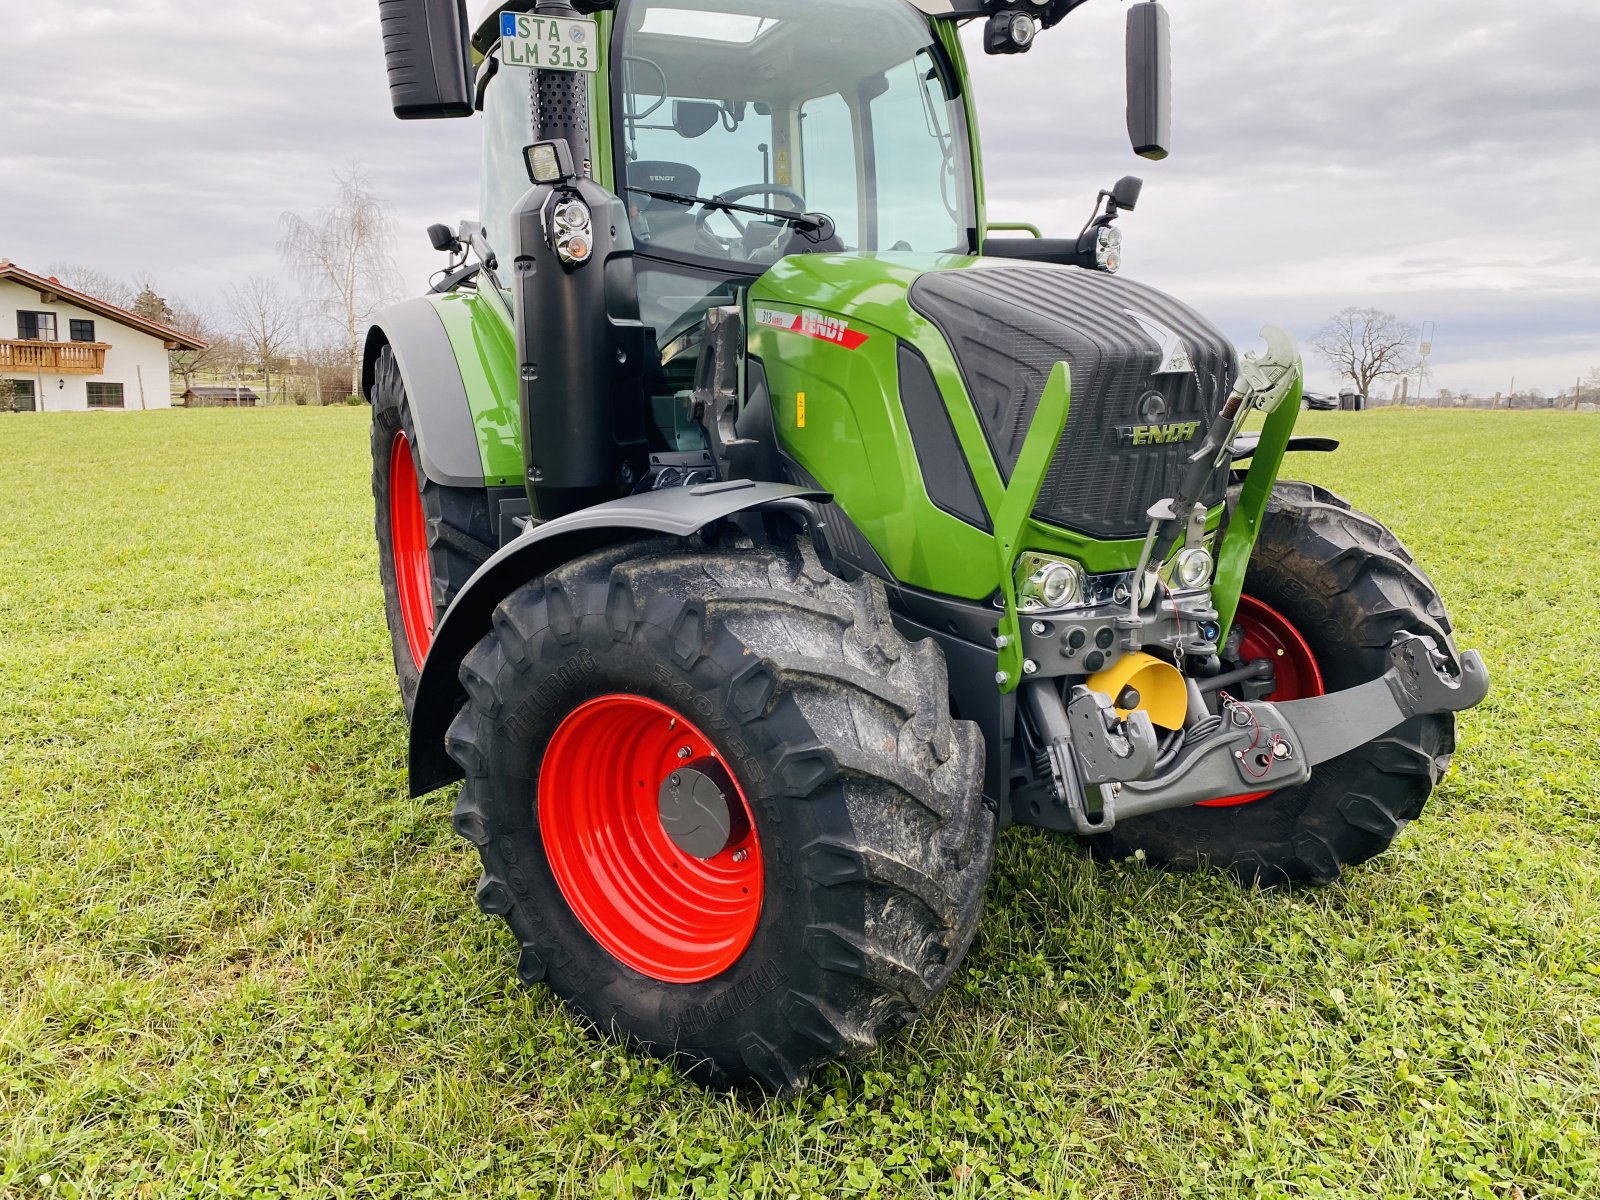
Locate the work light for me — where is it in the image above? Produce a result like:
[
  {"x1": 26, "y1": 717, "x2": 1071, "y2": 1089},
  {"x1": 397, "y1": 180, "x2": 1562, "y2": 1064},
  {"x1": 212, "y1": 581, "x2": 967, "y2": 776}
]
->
[
  {"x1": 1172, "y1": 548, "x2": 1214, "y2": 590},
  {"x1": 524, "y1": 139, "x2": 577, "y2": 185},
  {"x1": 1017, "y1": 555, "x2": 1087, "y2": 612}
]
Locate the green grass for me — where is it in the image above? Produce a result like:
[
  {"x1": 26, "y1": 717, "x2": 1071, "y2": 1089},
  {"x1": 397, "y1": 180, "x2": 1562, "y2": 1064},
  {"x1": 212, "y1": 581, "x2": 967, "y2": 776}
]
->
[{"x1": 1, "y1": 408, "x2": 1596, "y2": 1199}]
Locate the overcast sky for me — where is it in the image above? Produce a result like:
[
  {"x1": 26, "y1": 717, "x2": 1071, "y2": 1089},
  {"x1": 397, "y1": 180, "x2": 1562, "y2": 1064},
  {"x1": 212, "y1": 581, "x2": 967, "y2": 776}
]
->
[{"x1": 1, "y1": 0, "x2": 1595, "y2": 397}]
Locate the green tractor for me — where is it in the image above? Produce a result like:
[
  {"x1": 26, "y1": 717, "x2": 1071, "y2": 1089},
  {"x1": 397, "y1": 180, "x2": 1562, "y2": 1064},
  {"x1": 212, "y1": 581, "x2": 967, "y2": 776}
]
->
[{"x1": 369, "y1": 0, "x2": 1489, "y2": 1092}]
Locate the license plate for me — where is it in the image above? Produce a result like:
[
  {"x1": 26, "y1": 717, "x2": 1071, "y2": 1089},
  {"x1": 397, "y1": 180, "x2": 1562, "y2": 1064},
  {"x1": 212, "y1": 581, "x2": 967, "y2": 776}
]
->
[{"x1": 500, "y1": 12, "x2": 599, "y2": 74}]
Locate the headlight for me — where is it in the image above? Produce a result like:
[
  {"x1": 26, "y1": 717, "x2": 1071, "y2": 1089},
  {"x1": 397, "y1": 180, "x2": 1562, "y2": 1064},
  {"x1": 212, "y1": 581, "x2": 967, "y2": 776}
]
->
[
  {"x1": 1095, "y1": 225, "x2": 1123, "y2": 274},
  {"x1": 1172, "y1": 548, "x2": 1214, "y2": 590},
  {"x1": 1017, "y1": 555, "x2": 1087, "y2": 612},
  {"x1": 553, "y1": 200, "x2": 591, "y2": 234}
]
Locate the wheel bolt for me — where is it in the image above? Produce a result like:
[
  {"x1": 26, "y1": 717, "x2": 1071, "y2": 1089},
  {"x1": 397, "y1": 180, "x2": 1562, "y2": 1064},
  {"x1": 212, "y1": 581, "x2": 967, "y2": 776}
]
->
[
  {"x1": 732, "y1": 849, "x2": 749, "y2": 863},
  {"x1": 677, "y1": 746, "x2": 693, "y2": 760}
]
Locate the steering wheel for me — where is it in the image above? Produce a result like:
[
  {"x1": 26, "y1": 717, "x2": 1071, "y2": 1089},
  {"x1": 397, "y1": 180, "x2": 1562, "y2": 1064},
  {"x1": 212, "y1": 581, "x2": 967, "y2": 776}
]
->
[{"x1": 694, "y1": 184, "x2": 808, "y2": 256}]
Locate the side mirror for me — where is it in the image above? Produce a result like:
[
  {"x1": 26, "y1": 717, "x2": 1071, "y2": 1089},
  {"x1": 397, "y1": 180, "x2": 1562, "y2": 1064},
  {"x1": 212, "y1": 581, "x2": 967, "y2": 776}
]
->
[
  {"x1": 1125, "y1": 1, "x2": 1172, "y2": 160},
  {"x1": 380, "y1": 0, "x2": 474, "y2": 120},
  {"x1": 673, "y1": 101, "x2": 722, "y2": 140}
]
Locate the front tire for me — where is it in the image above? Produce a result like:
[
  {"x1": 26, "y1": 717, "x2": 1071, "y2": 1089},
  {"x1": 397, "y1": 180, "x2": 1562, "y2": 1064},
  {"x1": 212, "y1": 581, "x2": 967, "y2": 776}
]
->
[
  {"x1": 370, "y1": 347, "x2": 494, "y2": 715},
  {"x1": 446, "y1": 537, "x2": 994, "y2": 1093},
  {"x1": 1096, "y1": 481, "x2": 1459, "y2": 887}
]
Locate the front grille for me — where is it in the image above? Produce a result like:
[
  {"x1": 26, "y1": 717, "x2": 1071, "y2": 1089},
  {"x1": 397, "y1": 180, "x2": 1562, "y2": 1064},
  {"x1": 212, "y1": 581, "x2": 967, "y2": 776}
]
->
[{"x1": 909, "y1": 264, "x2": 1238, "y2": 541}]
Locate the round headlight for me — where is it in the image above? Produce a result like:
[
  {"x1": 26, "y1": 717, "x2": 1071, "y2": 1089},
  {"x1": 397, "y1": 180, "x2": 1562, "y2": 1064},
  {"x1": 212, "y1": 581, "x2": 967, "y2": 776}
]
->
[
  {"x1": 553, "y1": 200, "x2": 591, "y2": 234},
  {"x1": 1019, "y1": 559, "x2": 1086, "y2": 611},
  {"x1": 1173, "y1": 548, "x2": 1214, "y2": 590},
  {"x1": 1008, "y1": 12, "x2": 1037, "y2": 48}
]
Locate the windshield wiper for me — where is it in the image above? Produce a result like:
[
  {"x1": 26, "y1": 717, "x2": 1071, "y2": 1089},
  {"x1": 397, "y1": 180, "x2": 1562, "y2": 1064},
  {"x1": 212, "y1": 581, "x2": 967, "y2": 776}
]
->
[{"x1": 626, "y1": 187, "x2": 833, "y2": 239}]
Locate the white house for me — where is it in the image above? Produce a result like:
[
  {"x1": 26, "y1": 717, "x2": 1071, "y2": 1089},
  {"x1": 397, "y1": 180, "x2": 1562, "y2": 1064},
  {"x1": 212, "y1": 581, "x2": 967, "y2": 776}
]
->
[{"x1": 0, "y1": 261, "x2": 207, "y2": 412}]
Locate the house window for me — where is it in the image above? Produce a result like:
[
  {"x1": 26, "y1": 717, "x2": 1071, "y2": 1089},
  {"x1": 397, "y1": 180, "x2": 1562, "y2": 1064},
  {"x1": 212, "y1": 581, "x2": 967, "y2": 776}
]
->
[
  {"x1": 86, "y1": 383, "x2": 125, "y2": 409},
  {"x1": 17, "y1": 311, "x2": 59, "y2": 341},
  {"x1": 3, "y1": 379, "x2": 36, "y2": 412},
  {"x1": 70, "y1": 319, "x2": 97, "y2": 343}
]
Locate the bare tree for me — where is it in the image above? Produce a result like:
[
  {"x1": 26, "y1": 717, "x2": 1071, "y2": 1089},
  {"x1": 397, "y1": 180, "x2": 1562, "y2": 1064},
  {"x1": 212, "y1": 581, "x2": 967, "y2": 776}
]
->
[
  {"x1": 1580, "y1": 368, "x2": 1600, "y2": 411},
  {"x1": 167, "y1": 302, "x2": 223, "y2": 395},
  {"x1": 225, "y1": 276, "x2": 297, "y2": 405},
  {"x1": 279, "y1": 166, "x2": 401, "y2": 398},
  {"x1": 45, "y1": 264, "x2": 139, "y2": 310},
  {"x1": 1309, "y1": 308, "x2": 1421, "y2": 405}
]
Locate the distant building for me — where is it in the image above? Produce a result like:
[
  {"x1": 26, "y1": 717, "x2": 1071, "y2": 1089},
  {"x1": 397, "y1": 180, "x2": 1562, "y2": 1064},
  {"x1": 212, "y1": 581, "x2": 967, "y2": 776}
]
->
[
  {"x1": 0, "y1": 260, "x2": 208, "y2": 412},
  {"x1": 181, "y1": 386, "x2": 260, "y2": 408}
]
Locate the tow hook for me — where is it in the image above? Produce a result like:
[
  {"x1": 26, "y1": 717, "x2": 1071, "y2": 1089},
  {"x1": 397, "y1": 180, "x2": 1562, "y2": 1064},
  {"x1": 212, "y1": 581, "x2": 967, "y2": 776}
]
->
[{"x1": 1024, "y1": 633, "x2": 1490, "y2": 836}]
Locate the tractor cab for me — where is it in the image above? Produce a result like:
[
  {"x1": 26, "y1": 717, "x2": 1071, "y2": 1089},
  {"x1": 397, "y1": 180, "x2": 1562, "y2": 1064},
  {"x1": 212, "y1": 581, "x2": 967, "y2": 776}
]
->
[{"x1": 477, "y1": 0, "x2": 980, "y2": 394}]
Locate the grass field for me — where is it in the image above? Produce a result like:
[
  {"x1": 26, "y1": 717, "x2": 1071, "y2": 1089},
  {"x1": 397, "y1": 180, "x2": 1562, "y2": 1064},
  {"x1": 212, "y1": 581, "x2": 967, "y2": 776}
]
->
[{"x1": 2, "y1": 408, "x2": 1597, "y2": 1199}]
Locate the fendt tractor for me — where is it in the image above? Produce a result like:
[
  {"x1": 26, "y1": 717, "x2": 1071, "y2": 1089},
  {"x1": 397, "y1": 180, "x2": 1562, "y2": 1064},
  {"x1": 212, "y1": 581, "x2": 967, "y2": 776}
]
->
[{"x1": 367, "y1": 0, "x2": 1490, "y2": 1091}]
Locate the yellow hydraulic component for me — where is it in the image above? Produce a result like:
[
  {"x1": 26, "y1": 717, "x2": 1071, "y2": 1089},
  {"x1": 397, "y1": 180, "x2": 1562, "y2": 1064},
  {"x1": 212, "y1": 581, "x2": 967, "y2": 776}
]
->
[{"x1": 1087, "y1": 652, "x2": 1189, "y2": 731}]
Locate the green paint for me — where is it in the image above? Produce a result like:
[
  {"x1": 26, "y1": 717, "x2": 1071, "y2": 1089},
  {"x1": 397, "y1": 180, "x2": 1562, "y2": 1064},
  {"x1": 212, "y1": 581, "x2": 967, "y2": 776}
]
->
[
  {"x1": 988, "y1": 222, "x2": 1043, "y2": 239},
  {"x1": 990, "y1": 363, "x2": 1072, "y2": 692},
  {"x1": 1213, "y1": 375, "x2": 1305, "y2": 637},
  {"x1": 752, "y1": 253, "x2": 1168, "y2": 602},
  {"x1": 935, "y1": 20, "x2": 988, "y2": 240},
  {"x1": 589, "y1": 11, "x2": 615, "y2": 191},
  {"x1": 426, "y1": 291, "x2": 524, "y2": 488}
]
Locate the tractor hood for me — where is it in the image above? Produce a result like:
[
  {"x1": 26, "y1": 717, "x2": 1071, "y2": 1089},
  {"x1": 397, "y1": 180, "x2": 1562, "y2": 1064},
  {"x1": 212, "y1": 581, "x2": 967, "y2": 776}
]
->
[{"x1": 751, "y1": 254, "x2": 1238, "y2": 546}]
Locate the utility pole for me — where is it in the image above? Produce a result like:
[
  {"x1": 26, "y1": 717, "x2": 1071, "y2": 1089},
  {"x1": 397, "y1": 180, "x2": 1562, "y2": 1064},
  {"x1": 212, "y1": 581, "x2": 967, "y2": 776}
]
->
[
  {"x1": 1416, "y1": 322, "x2": 1434, "y2": 407},
  {"x1": 1576, "y1": 376, "x2": 1583, "y2": 412}
]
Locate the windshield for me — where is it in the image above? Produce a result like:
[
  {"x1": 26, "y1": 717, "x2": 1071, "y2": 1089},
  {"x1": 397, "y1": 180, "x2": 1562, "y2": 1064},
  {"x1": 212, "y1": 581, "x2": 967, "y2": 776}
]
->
[{"x1": 616, "y1": 0, "x2": 975, "y2": 270}]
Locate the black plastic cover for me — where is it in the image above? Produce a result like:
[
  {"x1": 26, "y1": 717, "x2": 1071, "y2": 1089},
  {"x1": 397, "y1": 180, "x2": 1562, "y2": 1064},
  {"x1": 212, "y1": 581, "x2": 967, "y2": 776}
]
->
[
  {"x1": 910, "y1": 264, "x2": 1237, "y2": 541},
  {"x1": 511, "y1": 180, "x2": 650, "y2": 519},
  {"x1": 897, "y1": 344, "x2": 991, "y2": 532}
]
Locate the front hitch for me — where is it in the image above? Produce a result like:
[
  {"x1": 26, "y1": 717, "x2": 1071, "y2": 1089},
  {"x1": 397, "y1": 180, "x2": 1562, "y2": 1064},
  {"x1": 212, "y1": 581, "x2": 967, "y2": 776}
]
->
[{"x1": 1024, "y1": 633, "x2": 1491, "y2": 836}]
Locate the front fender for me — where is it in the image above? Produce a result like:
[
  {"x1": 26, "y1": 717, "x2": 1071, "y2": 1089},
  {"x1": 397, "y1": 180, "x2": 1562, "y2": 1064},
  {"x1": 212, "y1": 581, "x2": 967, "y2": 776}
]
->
[
  {"x1": 408, "y1": 481, "x2": 828, "y2": 797},
  {"x1": 364, "y1": 299, "x2": 487, "y2": 489}
]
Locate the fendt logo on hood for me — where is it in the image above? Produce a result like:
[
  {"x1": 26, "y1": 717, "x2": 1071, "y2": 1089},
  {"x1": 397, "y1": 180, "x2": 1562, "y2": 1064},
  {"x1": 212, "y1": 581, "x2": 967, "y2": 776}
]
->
[{"x1": 1116, "y1": 391, "x2": 1201, "y2": 447}]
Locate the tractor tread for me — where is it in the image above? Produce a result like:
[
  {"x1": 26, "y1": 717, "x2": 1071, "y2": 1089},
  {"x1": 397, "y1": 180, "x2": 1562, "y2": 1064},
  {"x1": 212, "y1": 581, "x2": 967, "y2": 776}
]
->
[{"x1": 443, "y1": 535, "x2": 993, "y2": 1093}]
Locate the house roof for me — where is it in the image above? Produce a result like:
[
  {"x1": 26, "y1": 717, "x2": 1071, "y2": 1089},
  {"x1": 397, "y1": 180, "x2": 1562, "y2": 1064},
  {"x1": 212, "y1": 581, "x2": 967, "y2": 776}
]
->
[{"x1": 0, "y1": 260, "x2": 209, "y2": 352}]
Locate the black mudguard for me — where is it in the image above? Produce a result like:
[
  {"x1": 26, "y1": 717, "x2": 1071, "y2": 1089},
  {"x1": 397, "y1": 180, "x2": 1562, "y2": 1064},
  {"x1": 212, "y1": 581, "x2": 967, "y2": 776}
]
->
[
  {"x1": 362, "y1": 300, "x2": 486, "y2": 489},
  {"x1": 408, "y1": 481, "x2": 828, "y2": 797}
]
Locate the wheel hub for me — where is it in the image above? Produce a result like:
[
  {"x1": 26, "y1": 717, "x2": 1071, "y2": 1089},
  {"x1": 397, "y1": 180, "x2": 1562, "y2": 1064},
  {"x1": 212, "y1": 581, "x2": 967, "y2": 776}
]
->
[
  {"x1": 539, "y1": 694, "x2": 763, "y2": 984},
  {"x1": 658, "y1": 761, "x2": 745, "y2": 861}
]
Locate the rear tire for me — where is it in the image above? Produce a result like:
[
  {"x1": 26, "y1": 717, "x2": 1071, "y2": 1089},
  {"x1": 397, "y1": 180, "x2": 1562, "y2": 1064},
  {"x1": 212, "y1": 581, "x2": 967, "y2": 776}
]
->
[
  {"x1": 370, "y1": 346, "x2": 495, "y2": 715},
  {"x1": 1095, "y1": 481, "x2": 1459, "y2": 887},
  {"x1": 446, "y1": 537, "x2": 994, "y2": 1093}
]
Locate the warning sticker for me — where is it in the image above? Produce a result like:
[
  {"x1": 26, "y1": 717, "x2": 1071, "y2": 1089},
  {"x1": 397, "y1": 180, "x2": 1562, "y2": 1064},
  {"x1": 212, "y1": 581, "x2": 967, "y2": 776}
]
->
[{"x1": 755, "y1": 308, "x2": 869, "y2": 351}]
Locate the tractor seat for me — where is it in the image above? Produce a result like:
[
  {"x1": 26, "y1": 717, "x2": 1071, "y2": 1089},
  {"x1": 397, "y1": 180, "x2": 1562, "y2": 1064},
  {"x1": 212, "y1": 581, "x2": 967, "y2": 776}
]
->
[{"x1": 628, "y1": 161, "x2": 703, "y2": 252}]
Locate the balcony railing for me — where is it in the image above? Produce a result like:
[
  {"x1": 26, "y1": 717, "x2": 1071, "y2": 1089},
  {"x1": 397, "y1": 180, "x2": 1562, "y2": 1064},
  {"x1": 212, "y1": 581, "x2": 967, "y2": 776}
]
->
[{"x1": 0, "y1": 339, "x2": 110, "y2": 375}]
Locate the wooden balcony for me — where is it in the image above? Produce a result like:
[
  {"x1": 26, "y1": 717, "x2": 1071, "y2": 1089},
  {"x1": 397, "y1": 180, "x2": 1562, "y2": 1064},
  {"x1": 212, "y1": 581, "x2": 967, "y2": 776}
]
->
[{"x1": 0, "y1": 339, "x2": 110, "y2": 375}]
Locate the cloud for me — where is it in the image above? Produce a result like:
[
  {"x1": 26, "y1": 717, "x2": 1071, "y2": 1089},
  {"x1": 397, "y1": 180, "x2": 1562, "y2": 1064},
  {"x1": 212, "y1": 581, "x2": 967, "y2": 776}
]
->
[{"x1": 0, "y1": 0, "x2": 1594, "y2": 395}]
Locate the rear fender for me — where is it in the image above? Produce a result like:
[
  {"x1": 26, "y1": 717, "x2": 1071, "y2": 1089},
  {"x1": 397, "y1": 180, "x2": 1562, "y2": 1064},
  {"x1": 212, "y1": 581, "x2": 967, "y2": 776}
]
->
[
  {"x1": 363, "y1": 298, "x2": 488, "y2": 489},
  {"x1": 408, "y1": 481, "x2": 828, "y2": 796}
]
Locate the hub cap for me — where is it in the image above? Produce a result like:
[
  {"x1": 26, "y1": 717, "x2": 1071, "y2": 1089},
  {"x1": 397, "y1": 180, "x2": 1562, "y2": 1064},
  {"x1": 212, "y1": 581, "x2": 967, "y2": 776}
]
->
[
  {"x1": 1198, "y1": 594, "x2": 1326, "y2": 808},
  {"x1": 388, "y1": 431, "x2": 434, "y2": 666},
  {"x1": 539, "y1": 695, "x2": 763, "y2": 984}
]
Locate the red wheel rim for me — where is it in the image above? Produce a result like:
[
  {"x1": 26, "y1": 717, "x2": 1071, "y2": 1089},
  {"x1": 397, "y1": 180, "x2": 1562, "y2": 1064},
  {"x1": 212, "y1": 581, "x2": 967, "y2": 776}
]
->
[
  {"x1": 389, "y1": 431, "x2": 434, "y2": 666},
  {"x1": 538, "y1": 695, "x2": 763, "y2": 984},
  {"x1": 1198, "y1": 594, "x2": 1326, "y2": 807}
]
